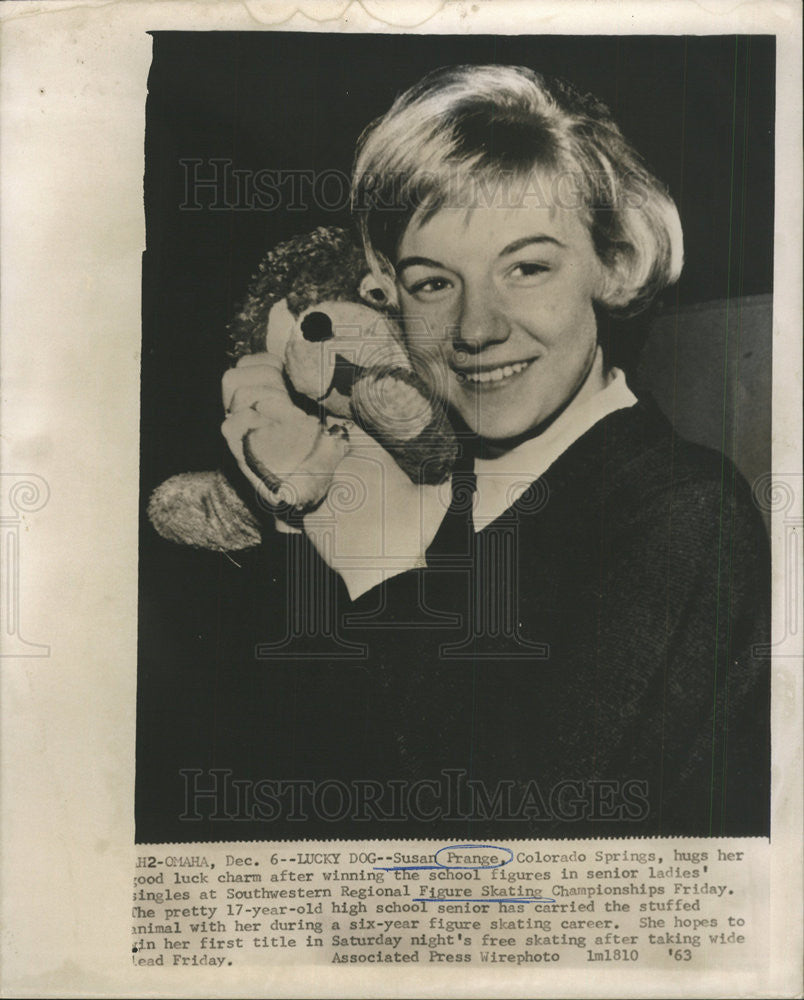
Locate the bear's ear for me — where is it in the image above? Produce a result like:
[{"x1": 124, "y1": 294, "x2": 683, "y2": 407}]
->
[
  {"x1": 264, "y1": 298, "x2": 296, "y2": 356},
  {"x1": 359, "y1": 272, "x2": 398, "y2": 310}
]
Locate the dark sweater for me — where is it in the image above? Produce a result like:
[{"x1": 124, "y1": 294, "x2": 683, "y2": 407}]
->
[{"x1": 136, "y1": 396, "x2": 770, "y2": 843}]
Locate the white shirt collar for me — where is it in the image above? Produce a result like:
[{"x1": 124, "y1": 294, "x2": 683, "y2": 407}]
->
[{"x1": 471, "y1": 354, "x2": 637, "y2": 531}]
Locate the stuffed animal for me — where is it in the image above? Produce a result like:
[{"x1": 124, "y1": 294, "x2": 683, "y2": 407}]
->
[{"x1": 147, "y1": 226, "x2": 458, "y2": 551}]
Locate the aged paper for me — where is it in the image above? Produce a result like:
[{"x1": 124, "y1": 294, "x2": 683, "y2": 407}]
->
[{"x1": 1, "y1": 1, "x2": 801, "y2": 997}]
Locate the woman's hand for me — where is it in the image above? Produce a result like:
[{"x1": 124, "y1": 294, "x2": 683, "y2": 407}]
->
[
  {"x1": 221, "y1": 352, "x2": 448, "y2": 595},
  {"x1": 221, "y1": 352, "x2": 290, "y2": 502},
  {"x1": 303, "y1": 421, "x2": 448, "y2": 600},
  {"x1": 221, "y1": 352, "x2": 349, "y2": 515}
]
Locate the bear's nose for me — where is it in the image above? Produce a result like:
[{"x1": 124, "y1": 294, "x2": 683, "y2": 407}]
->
[{"x1": 301, "y1": 311, "x2": 334, "y2": 342}]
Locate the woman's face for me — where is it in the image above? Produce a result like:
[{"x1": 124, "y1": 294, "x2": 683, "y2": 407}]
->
[{"x1": 394, "y1": 195, "x2": 607, "y2": 443}]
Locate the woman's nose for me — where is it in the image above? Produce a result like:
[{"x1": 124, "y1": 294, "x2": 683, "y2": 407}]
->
[{"x1": 454, "y1": 287, "x2": 509, "y2": 352}]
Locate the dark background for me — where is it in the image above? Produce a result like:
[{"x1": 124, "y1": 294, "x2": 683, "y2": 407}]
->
[{"x1": 141, "y1": 31, "x2": 775, "y2": 495}]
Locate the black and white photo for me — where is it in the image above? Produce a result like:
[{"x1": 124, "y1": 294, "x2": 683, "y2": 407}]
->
[
  {"x1": 1, "y1": 4, "x2": 800, "y2": 996},
  {"x1": 137, "y1": 32, "x2": 774, "y2": 843}
]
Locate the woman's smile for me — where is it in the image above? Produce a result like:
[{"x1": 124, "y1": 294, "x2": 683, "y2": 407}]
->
[{"x1": 453, "y1": 356, "x2": 536, "y2": 386}]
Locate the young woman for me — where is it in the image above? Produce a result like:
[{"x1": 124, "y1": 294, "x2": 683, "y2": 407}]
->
[{"x1": 165, "y1": 65, "x2": 771, "y2": 841}]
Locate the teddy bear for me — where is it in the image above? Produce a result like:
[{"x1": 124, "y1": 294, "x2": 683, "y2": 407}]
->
[{"x1": 147, "y1": 226, "x2": 458, "y2": 551}]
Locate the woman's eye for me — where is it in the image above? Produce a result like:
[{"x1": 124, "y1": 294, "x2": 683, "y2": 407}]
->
[
  {"x1": 507, "y1": 261, "x2": 550, "y2": 282},
  {"x1": 407, "y1": 276, "x2": 454, "y2": 297}
]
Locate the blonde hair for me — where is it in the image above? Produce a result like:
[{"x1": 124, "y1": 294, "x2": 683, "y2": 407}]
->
[{"x1": 351, "y1": 65, "x2": 683, "y2": 315}]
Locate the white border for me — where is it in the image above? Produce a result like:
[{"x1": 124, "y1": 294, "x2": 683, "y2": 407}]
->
[{"x1": 0, "y1": 2, "x2": 801, "y2": 996}]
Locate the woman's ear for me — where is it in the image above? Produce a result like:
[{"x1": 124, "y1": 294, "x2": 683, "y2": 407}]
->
[
  {"x1": 359, "y1": 269, "x2": 399, "y2": 310},
  {"x1": 593, "y1": 253, "x2": 634, "y2": 311}
]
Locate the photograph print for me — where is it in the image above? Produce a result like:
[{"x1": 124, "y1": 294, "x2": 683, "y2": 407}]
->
[{"x1": 136, "y1": 31, "x2": 774, "y2": 845}]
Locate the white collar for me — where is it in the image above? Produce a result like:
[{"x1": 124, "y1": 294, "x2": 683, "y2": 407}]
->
[{"x1": 470, "y1": 353, "x2": 637, "y2": 531}]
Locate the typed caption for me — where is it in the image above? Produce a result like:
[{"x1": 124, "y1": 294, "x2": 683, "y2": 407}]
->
[{"x1": 132, "y1": 839, "x2": 766, "y2": 970}]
